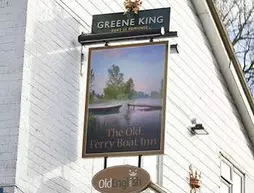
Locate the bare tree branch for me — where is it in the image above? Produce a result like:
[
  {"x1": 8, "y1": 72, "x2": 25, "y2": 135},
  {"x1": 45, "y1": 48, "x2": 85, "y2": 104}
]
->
[{"x1": 215, "y1": 0, "x2": 254, "y2": 94}]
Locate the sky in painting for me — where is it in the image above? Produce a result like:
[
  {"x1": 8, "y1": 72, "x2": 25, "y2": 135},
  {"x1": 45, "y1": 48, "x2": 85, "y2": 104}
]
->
[{"x1": 90, "y1": 43, "x2": 167, "y2": 95}]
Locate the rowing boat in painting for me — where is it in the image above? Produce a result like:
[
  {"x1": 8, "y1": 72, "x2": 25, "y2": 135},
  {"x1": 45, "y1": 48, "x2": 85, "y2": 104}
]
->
[{"x1": 88, "y1": 104, "x2": 122, "y2": 114}]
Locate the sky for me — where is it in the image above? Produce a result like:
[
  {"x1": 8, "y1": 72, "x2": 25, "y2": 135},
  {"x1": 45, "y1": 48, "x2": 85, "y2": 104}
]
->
[{"x1": 89, "y1": 43, "x2": 167, "y2": 95}]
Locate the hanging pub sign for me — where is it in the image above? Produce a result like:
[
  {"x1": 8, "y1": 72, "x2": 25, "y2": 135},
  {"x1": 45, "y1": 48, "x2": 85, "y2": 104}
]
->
[
  {"x1": 92, "y1": 165, "x2": 150, "y2": 193},
  {"x1": 91, "y1": 7, "x2": 170, "y2": 34},
  {"x1": 82, "y1": 41, "x2": 168, "y2": 157}
]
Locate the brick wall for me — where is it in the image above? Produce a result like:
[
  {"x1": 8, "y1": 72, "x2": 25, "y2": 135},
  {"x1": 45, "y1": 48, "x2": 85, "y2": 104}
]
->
[{"x1": 0, "y1": 0, "x2": 27, "y2": 192}]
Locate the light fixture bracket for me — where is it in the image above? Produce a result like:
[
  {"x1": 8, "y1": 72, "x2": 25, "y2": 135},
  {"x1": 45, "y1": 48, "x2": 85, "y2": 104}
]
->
[{"x1": 190, "y1": 124, "x2": 208, "y2": 135}]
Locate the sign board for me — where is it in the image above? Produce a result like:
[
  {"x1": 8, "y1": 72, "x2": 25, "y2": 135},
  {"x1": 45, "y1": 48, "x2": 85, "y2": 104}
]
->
[
  {"x1": 0, "y1": 188, "x2": 3, "y2": 193},
  {"x1": 82, "y1": 41, "x2": 168, "y2": 157},
  {"x1": 92, "y1": 165, "x2": 150, "y2": 193},
  {"x1": 92, "y1": 7, "x2": 170, "y2": 34}
]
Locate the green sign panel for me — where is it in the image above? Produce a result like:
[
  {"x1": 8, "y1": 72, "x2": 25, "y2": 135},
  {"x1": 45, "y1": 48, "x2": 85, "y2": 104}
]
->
[{"x1": 91, "y1": 7, "x2": 170, "y2": 34}]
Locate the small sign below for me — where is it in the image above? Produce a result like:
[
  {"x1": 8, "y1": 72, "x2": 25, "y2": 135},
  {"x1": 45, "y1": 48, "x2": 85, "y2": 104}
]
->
[
  {"x1": 92, "y1": 165, "x2": 150, "y2": 193},
  {"x1": 92, "y1": 7, "x2": 170, "y2": 34}
]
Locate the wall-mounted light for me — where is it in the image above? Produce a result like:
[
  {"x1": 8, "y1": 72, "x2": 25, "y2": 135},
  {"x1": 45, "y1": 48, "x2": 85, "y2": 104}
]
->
[
  {"x1": 191, "y1": 124, "x2": 208, "y2": 135},
  {"x1": 190, "y1": 118, "x2": 208, "y2": 135}
]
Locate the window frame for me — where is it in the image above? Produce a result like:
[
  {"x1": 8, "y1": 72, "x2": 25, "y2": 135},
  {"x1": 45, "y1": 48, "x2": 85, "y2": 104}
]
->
[
  {"x1": 221, "y1": 179, "x2": 232, "y2": 193},
  {"x1": 232, "y1": 167, "x2": 245, "y2": 193},
  {"x1": 220, "y1": 155, "x2": 245, "y2": 193}
]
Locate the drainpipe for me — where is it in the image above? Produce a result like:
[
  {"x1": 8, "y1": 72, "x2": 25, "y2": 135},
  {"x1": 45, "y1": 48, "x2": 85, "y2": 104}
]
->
[{"x1": 157, "y1": 155, "x2": 164, "y2": 186}]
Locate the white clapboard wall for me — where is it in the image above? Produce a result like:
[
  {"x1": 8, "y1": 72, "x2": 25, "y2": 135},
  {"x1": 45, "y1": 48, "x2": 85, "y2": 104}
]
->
[{"x1": 0, "y1": 0, "x2": 254, "y2": 193}]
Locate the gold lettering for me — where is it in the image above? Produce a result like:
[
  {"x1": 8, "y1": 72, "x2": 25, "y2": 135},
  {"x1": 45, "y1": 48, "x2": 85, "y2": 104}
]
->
[
  {"x1": 107, "y1": 127, "x2": 143, "y2": 137},
  {"x1": 117, "y1": 138, "x2": 139, "y2": 147},
  {"x1": 89, "y1": 140, "x2": 115, "y2": 149},
  {"x1": 140, "y1": 138, "x2": 157, "y2": 146}
]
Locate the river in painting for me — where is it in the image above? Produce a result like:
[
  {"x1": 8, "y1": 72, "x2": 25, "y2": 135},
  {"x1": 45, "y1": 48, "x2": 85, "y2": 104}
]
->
[{"x1": 86, "y1": 98, "x2": 163, "y2": 154}]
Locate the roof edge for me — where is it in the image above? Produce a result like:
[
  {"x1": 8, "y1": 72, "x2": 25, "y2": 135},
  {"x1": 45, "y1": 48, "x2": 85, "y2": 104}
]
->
[
  {"x1": 205, "y1": 0, "x2": 254, "y2": 114},
  {"x1": 191, "y1": 0, "x2": 254, "y2": 148}
]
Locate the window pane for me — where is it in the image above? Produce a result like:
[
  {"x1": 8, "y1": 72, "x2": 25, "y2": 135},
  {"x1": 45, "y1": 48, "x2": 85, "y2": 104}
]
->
[
  {"x1": 221, "y1": 161, "x2": 231, "y2": 181},
  {"x1": 233, "y1": 171, "x2": 242, "y2": 193},
  {"x1": 221, "y1": 182, "x2": 230, "y2": 193}
]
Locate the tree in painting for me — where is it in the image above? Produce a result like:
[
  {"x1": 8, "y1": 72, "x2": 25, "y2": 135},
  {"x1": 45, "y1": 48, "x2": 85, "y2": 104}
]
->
[
  {"x1": 89, "y1": 69, "x2": 95, "y2": 103},
  {"x1": 103, "y1": 64, "x2": 136, "y2": 100},
  {"x1": 104, "y1": 64, "x2": 124, "y2": 100},
  {"x1": 124, "y1": 78, "x2": 135, "y2": 99}
]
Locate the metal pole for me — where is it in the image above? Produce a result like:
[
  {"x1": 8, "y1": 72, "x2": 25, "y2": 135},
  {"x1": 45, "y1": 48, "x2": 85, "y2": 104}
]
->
[
  {"x1": 80, "y1": 45, "x2": 84, "y2": 76},
  {"x1": 138, "y1": 155, "x2": 142, "y2": 168},
  {"x1": 104, "y1": 157, "x2": 108, "y2": 169}
]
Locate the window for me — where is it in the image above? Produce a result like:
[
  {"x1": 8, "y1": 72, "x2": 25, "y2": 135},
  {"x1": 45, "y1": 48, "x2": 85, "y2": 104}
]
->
[{"x1": 220, "y1": 156, "x2": 245, "y2": 193}]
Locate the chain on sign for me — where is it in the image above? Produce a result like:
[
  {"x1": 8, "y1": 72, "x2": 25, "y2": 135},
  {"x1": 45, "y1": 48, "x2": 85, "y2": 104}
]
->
[
  {"x1": 189, "y1": 165, "x2": 202, "y2": 193},
  {"x1": 124, "y1": 0, "x2": 142, "y2": 14}
]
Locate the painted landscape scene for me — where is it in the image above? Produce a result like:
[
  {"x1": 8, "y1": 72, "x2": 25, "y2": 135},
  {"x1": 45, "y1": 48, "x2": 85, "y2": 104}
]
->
[{"x1": 84, "y1": 42, "x2": 168, "y2": 156}]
